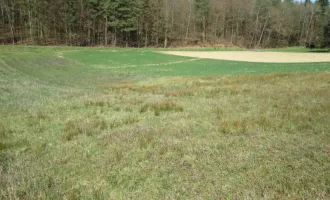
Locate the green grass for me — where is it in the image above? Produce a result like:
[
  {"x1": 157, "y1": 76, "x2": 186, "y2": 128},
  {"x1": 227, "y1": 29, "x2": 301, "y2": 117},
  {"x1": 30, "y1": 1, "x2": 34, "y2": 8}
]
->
[
  {"x1": 0, "y1": 46, "x2": 330, "y2": 199},
  {"x1": 63, "y1": 48, "x2": 330, "y2": 76}
]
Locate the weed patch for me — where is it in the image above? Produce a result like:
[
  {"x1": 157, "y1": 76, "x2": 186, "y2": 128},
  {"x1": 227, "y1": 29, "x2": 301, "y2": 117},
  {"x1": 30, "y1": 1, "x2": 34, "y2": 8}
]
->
[
  {"x1": 84, "y1": 100, "x2": 107, "y2": 107},
  {"x1": 109, "y1": 115, "x2": 140, "y2": 129},
  {"x1": 151, "y1": 100, "x2": 184, "y2": 112},
  {"x1": 164, "y1": 89, "x2": 199, "y2": 97},
  {"x1": 0, "y1": 123, "x2": 12, "y2": 151},
  {"x1": 218, "y1": 118, "x2": 248, "y2": 134},
  {"x1": 140, "y1": 100, "x2": 183, "y2": 116},
  {"x1": 63, "y1": 115, "x2": 107, "y2": 141}
]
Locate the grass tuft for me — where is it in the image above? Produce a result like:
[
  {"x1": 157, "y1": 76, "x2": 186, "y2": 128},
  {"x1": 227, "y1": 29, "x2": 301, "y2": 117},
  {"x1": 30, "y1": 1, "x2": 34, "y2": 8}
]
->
[
  {"x1": 63, "y1": 115, "x2": 107, "y2": 141},
  {"x1": 140, "y1": 100, "x2": 184, "y2": 116},
  {"x1": 218, "y1": 118, "x2": 248, "y2": 134},
  {"x1": 0, "y1": 123, "x2": 11, "y2": 151},
  {"x1": 164, "y1": 88, "x2": 199, "y2": 97},
  {"x1": 84, "y1": 100, "x2": 107, "y2": 107},
  {"x1": 150, "y1": 100, "x2": 184, "y2": 112}
]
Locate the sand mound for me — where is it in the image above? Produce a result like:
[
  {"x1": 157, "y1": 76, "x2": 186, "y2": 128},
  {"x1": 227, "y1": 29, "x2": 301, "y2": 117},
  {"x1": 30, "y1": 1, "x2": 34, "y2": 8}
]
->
[{"x1": 161, "y1": 51, "x2": 330, "y2": 63}]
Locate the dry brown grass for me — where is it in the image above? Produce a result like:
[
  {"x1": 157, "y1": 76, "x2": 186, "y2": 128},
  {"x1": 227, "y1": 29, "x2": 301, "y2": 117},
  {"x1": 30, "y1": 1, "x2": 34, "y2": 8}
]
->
[
  {"x1": 1, "y1": 72, "x2": 330, "y2": 199},
  {"x1": 63, "y1": 115, "x2": 108, "y2": 140},
  {"x1": 140, "y1": 100, "x2": 184, "y2": 116},
  {"x1": 164, "y1": 88, "x2": 200, "y2": 97}
]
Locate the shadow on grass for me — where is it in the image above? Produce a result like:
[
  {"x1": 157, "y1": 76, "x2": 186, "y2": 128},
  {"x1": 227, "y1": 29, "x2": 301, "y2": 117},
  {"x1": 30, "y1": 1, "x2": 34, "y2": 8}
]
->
[
  {"x1": 0, "y1": 152, "x2": 9, "y2": 173},
  {"x1": 307, "y1": 49, "x2": 330, "y2": 53}
]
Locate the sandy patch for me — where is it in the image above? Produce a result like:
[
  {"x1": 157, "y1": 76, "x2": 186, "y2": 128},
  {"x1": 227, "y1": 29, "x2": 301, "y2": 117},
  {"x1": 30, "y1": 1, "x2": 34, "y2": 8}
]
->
[{"x1": 161, "y1": 51, "x2": 330, "y2": 63}]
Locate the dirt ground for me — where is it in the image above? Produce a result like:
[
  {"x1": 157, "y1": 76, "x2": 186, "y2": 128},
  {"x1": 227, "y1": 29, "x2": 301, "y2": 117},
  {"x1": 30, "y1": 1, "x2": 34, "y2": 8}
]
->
[{"x1": 161, "y1": 51, "x2": 330, "y2": 63}]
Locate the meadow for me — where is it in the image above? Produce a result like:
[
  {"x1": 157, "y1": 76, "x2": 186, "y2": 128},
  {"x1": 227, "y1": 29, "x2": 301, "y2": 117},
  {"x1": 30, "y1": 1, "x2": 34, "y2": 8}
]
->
[{"x1": 0, "y1": 46, "x2": 329, "y2": 199}]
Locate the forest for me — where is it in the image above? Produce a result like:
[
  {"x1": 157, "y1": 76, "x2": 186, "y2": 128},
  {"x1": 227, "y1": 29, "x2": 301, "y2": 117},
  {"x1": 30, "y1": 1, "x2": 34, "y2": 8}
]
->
[{"x1": 0, "y1": 0, "x2": 329, "y2": 48}]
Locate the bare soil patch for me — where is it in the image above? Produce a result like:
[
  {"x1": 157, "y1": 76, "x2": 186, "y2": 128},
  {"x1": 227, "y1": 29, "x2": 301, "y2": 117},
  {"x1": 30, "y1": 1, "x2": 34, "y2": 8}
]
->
[{"x1": 161, "y1": 51, "x2": 330, "y2": 63}]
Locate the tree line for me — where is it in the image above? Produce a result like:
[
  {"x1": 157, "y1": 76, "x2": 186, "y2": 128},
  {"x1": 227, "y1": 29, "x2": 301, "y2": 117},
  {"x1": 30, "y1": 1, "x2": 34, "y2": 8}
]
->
[{"x1": 0, "y1": 0, "x2": 329, "y2": 48}]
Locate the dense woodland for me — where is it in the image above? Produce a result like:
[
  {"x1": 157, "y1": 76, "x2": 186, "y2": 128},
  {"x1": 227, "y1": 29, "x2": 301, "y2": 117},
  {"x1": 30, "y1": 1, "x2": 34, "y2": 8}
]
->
[{"x1": 0, "y1": 0, "x2": 329, "y2": 48}]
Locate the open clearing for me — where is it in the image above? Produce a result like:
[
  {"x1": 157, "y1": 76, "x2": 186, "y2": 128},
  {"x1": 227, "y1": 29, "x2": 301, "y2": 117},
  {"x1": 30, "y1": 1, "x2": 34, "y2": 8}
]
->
[
  {"x1": 0, "y1": 46, "x2": 330, "y2": 199},
  {"x1": 162, "y1": 51, "x2": 330, "y2": 63}
]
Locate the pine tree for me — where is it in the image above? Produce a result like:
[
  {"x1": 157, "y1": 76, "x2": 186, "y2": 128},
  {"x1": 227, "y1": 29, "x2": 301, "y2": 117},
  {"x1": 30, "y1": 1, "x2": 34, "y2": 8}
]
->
[
  {"x1": 195, "y1": 0, "x2": 210, "y2": 43},
  {"x1": 317, "y1": 0, "x2": 330, "y2": 48}
]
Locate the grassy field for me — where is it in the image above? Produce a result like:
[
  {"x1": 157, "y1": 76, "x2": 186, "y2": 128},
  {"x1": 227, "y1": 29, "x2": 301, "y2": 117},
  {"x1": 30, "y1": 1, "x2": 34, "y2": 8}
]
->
[{"x1": 0, "y1": 46, "x2": 330, "y2": 199}]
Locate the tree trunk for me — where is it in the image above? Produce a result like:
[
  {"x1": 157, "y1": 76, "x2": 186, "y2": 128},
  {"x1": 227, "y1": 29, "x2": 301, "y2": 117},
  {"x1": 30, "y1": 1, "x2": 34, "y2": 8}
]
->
[
  {"x1": 125, "y1": 31, "x2": 128, "y2": 47},
  {"x1": 145, "y1": 27, "x2": 148, "y2": 47},
  {"x1": 19, "y1": 5, "x2": 23, "y2": 44},
  {"x1": 202, "y1": 16, "x2": 206, "y2": 43},
  {"x1": 156, "y1": 17, "x2": 159, "y2": 46},
  {"x1": 265, "y1": 29, "x2": 272, "y2": 47},
  {"x1": 28, "y1": 0, "x2": 34, "y2": 44},
  {"x1": 305, "y1": 9, "x2": 314, "y2": 46},
  {"x1": 105, "y1": 16, "x2": 108, "y2": 46},
  {"x1": 164, "y1": 0, "x2": 168, "y2": 48},
  {"x1": 185, "y1": 0, "x2": 192, "y2": 43},
  {"x1": 0, "y1": 1, "x2": 5, "y2": 44},
  {"x1": 235, "y1": 21, "x2": 239, "y2": 44},
  {"x1": 8, "y1": 2, "x2": 15, "y2": 45},
  {"x1": 112, "y1": 27, "x2": 117, "y2": 47},
  {"x1": 54, "y1": 18, "x2": 57, "y2": 45},
  {"x1": 87, "y1": 23, "x2": 90, "y2": 46},
  {"x1": 252, "y1": 6, "x2": 260, "y2": 48},
  {"x1": 257, "y1": 19, "x2": 268, "y2": 48}
]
